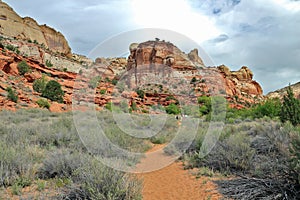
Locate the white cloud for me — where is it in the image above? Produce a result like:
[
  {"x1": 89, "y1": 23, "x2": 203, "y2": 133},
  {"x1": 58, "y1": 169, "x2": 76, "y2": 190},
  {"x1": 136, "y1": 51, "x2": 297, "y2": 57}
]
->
[{"x1": 131, "y1": 0, "x2": 221, "y2": 43}]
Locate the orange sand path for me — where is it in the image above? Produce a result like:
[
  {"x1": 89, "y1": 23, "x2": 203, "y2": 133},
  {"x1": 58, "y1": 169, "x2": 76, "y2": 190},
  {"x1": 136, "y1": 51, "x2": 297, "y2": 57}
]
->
[{"x1": 135, "y1": 144, "x2": 222, "y2": 200}]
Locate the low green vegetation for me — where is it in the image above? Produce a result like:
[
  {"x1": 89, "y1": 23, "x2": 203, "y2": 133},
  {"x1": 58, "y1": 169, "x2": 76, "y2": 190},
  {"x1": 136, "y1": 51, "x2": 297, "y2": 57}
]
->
[
  {"x1": 33, "y1": 75, "x2": 48, "y2": 93},
  {"x1": 0, "y1": 109, "x2": 156, "y2": 199},
  {"x1": 6, "y1": 86, "x2": 18, "y2": 103},
  {"x1": 17, "y1": 60, "x2": 30, "y2": 75},
  {"x1": 179, "y1": 87, "x2": 300, "y2": 199},
  {"x1": 45, "y1": 60, "x2": 53, "y2": 68},
  {"x1": 36, "y1": 98, "x2": 50, "y2": 109},
  {"x1": 89, "y1": 76, "x2": 101, "y2": 89},
  {"x1": 166, "y1": 103, "x2": 181, "y2": 115}
]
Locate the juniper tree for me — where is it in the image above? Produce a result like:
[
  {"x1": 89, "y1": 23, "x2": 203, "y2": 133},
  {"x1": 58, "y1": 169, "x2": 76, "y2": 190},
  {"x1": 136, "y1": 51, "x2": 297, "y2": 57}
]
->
[{"x1": 280, "y1": 85, "x2": 300, "y2": 126}]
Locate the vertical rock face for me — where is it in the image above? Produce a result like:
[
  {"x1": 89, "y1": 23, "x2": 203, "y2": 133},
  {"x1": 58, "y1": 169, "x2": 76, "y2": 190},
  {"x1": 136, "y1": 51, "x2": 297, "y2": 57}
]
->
[{"x1": 0, "y1": 1, "x2": 71, "y2": 55}]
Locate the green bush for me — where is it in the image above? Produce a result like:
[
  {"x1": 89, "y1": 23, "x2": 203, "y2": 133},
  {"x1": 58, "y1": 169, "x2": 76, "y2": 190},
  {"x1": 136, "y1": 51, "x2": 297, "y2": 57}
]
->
[
  {"x1": 45, "y1": 60, "x2": 53, "y2": 68},
  {"x1": 166, "y1": 103, "x2": 181, "y2": 115},
  {"x1": 105, "y1": 101, "x2": 113, "y2": 111},
  {"x1": 33, "y1": 76, "x2": 47, "y2": 93},
  {"x1": 6, "y1": 87, "x2": 18, "y2": 103},
  {"x1": 136, "y1": 89, "x2": 145, "y2": 99},
  {"x1": 131, "y1": 101, "x2": 137, "y2": 111},
  {"x1": 190, "y1": 77, "x2": 197, "y2": 84},
  {"x1": 100, "y1": 89, "x2": 106, "y2": 95},
  {"x1": 253, "y1": 98, "x2": 281, "y2": 119},
  {"x1": 5, "y1": 44, "x2": 17, "y2": 52},
  {"x1": 42, "y1": 80, "x2": 64, "y2": 103},
  {"x1": 112, "y1": 79, "x2": 118, "y2": 85},
  {"x1": 17, "y1": 61, "x2": 30, "y2": 75},
  {"x1": 89, "y1": 76, "x2": 101, "y2": 89},
  {"x1": 36, "y1": 99, "x2": 50, "y2": 109},
  {"x1": 198, "y1": 96, "x2": 211, "y2": 115}
]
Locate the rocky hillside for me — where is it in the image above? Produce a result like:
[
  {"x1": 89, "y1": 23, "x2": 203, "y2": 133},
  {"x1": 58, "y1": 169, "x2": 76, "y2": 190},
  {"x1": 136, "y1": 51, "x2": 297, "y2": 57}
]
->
[
  {"x1": 267, "y1": 82, "x2": 300, "y2": 100},
  {"x1": 0, "y1": 37, "x2": 264, "y2": 112},
  {"x1": 0, "y1": 1, "x2": 264, "y2": 112},
  {"x1": 0, "y1": 1, "x2": 71, "y2": 55}
]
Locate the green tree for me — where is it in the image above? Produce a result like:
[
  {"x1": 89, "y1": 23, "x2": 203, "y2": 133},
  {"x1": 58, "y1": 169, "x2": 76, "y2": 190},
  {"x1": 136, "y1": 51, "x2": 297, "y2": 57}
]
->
[
  {"x1": 280, "y1": 86, "x2": 300, "y2": 126},
  {"x1": 42, "y1": 80, "x2": 64, "y2": 103},
  {"x1": 17, "y1": 61, "x2": 29, "y2": 75}
]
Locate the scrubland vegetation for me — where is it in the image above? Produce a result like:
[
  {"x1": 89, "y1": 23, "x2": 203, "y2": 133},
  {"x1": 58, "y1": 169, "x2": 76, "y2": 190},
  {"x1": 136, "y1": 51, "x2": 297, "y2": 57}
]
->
[
  {"x1": 0, "y1": 86, "x2": 299, "y2": 199},
  {"x1": 0, "y1": 110, "x2": 145, "y2": 199},
  {"x1": 179, "y1": 86, "x2": 300, "y2": 199}
]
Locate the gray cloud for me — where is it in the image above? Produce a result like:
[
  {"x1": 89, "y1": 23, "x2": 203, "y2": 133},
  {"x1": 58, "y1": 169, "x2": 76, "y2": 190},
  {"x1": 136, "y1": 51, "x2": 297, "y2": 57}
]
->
[{"x1": 199, "y1": 0, "x2": 300, "y2": 93}]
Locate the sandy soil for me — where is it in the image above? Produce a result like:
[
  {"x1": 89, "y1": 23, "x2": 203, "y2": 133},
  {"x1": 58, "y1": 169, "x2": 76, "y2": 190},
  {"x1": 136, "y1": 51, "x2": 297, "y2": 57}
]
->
[{"x1": 135, "y1": 144, "x2": 222, "y2": 200}]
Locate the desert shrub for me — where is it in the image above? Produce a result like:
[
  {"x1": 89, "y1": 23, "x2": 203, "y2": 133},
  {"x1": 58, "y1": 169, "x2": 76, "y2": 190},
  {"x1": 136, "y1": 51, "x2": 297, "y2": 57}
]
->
[
  {"x1": 131, "y1": 101, "x2": 137, "y2": 111},
  {"x1": 198, "y1": 96, "x2": 211, "y2": 115},
  {"x1": 190, "y1": 77, "x2": 197, "y2": 84},
  {"x1": 6, "y1": 86, "x2": 18, "y2": 103},
  {"x1": 111, "y1": 79, "x2": 118, "y2": 85},
  {"x1": 194, "y1": 133, "x2": 255, "y2": 173},
  {"x1": 33, "y1": 75, "x2": 48, "y2": 93},
  {"x1": 150, "y1": 136, "x2": 166, "y2": 144},
  {"x1": 105, "y1": 101, "x2": 113, "y2": 111},
  {"x1": 182, "y1": 105, "x2": 200, "y2": 117},
  {"x1": 280, "y1": 85, "x2": 300, "y2": 126},
  {"x1": 38, "y1": 149, "x2": 85, "y2": 179},
  {"x1": 42, "y1": 80, "x2": 64, "y2": 103},
  {"x1": 17, "y1": 60, "x2": 30, "y2": 75},
  {"x1": 166, "y1": 103, "x2": 181, "y2": 115},
  {"x1": 0, "y1": 140, "x2": 31, "y2": 187},
  {"x1": 136, "y1": 89, "x2": 144, "y2": 99},
  {"x1": 89, "y1": 76, "x2": 101, "y2": 89},
  {"x1": 290, "y1": 129, "x2": 300, "y2": 184},
  {"x1": 45, "y1": 60, "x2": 53, "y2": 68},
  {"x1": 36, "y1": 98, "x2": 50, "y2": 109},
  {"x1": 253, "y1": 98, "x2": 281, "y2": 119},
  {"x1": 61, "y1": 160, "x2": 142, "y2": 200},
  {"x1": 5, "y1": 44, "x2": 17, "y2": 51},
  {"x1": 100, "y1": 89, "x2": 106, "y2": 95}
]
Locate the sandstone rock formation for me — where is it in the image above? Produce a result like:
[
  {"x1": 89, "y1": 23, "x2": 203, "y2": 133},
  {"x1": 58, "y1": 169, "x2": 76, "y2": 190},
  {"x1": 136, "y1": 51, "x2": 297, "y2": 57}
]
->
[
  {"x1": 127, "y1": 41, "x2": 204, "y2": 71},
  {"x1": 0, "y1": 1, "x2": 71, "y2": 55},
  {"x1": 125, "y1": 41, "x2": 263, "y2": 108},
  {"x1": 0, "y1": 33, "x2": 264, "y2": 112}
]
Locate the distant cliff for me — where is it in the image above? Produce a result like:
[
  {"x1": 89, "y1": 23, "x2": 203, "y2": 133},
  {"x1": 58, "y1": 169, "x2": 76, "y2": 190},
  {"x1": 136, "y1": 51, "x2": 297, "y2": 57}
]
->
[
  {"x1": 0, "y1": 1, "x2": 71, "y2": 55},
  {"x1": 267, "y1": 82, "x2": 300, "y2": 100}
]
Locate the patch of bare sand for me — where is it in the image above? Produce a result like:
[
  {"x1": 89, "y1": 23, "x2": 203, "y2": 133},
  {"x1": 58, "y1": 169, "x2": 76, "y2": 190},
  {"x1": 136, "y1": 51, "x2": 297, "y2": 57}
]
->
[{"x1": 134, "y1": 144, "x2": 222, "y2": 200}]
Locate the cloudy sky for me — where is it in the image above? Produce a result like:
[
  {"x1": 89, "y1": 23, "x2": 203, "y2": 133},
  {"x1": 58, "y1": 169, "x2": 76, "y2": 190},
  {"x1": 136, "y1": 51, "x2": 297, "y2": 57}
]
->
[{"x1": 3, "y1": 0, "x2": 300, "y2": 93}]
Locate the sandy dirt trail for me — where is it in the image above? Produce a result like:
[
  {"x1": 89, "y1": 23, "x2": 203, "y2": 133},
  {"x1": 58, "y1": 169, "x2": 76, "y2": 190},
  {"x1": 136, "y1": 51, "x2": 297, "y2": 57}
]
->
[{"x1": 134, "y1": 144, "x2": 222, "y2": 200}]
